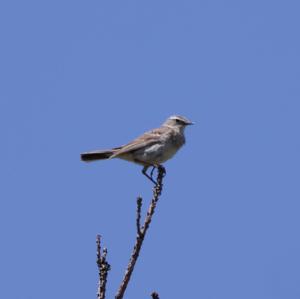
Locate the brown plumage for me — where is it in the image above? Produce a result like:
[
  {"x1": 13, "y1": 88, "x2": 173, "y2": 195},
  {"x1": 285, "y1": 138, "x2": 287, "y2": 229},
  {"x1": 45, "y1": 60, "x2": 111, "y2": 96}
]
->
[{"x1": 80, "y1": 115, "x2": 193, "y2": 183}]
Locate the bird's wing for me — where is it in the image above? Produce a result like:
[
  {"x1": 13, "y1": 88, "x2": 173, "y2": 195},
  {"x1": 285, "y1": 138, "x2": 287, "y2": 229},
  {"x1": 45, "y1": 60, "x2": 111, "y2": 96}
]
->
[{"x1": 110, "y1": 127, "x2": 165, "y2": 157}]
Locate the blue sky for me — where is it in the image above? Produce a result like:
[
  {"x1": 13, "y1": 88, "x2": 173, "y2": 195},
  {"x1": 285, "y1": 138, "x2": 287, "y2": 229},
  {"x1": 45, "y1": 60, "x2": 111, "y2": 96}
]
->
[{"x1": 1, "y1": 0, "x2": 300, "y2": 298}]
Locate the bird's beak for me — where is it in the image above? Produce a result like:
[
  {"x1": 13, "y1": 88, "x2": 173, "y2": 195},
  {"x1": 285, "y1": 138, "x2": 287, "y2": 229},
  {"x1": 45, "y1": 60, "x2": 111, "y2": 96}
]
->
[{"x1": 186, "y1": 121, "x2": 194, "y2": 125}]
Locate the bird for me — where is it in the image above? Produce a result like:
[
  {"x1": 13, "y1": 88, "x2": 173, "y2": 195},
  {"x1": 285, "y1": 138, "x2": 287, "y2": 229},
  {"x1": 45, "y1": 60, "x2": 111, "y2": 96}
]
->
[{"x1": 80, "y1": 115, "x2": 193, "y2": 184}]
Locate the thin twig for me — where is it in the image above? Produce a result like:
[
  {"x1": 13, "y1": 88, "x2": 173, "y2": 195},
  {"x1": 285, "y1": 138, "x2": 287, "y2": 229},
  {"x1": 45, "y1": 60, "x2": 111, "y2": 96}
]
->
[
  {"x1": 136, "y1": 196, "x2": 142, "y2": 236},
  {"x1": 115, "y1": 166, "x2": 166, "y2": 299},
  {"x1": 151, "y1": 291, "x2": 160, "y2": 299},
  {"x1": 96, "y1": 235, "x2": 111, "y2": 299},
  {"x1": 96, "y1": 235, "x2": 101, "y2": 299}
]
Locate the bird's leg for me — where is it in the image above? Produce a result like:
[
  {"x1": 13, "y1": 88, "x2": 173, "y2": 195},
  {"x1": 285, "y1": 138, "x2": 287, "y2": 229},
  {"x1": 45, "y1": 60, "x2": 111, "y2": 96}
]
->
[
  {"x1": 150, "y1": 166, "x2": 156, "y2": 179},
  {"x1": 142, "y1": 166, "x2": 157, "y2": 185}
]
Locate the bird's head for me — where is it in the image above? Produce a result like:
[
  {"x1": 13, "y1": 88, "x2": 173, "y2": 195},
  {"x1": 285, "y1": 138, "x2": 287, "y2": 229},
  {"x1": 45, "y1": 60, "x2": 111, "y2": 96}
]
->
[{"x1": 163, "y1": 115, "x2": 194, "y2": 131}]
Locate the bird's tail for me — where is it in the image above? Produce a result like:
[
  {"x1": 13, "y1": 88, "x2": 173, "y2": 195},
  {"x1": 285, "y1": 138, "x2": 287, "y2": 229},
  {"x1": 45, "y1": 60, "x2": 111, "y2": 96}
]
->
[{"x1": 80, "y1": 150, "x2": 114, "y2": 162}]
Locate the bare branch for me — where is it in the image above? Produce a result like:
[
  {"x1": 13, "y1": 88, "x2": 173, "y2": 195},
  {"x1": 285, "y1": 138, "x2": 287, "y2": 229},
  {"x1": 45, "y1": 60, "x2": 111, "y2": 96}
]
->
[
  {"x1": 96, "y1": 235, "x2": 111, "y2": 299},
  {"x1": 115, "y1": 166, "x2": 166, "y2": 299},
  {"x1": 136, "y1": 196, "x2": 142, "y2": 236}
]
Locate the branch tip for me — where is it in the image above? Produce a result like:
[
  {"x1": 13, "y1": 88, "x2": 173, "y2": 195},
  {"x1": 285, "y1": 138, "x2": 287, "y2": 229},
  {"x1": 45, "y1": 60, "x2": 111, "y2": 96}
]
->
[
  {"x1": 96, "y1": 235, "x2": 110, "y2": 299},
  {"x1": 136, "y1": 196, "x2": 143, "y2": 236},
  {"x1": 151, "y1": 291, "x2": 160, "y2": 299}
]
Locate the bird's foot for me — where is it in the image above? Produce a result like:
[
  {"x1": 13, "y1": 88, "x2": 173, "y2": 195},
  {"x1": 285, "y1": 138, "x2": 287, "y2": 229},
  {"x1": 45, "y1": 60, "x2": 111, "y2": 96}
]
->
[{"x1": 142, "y1": 165, "x2": 166, "y2": 185}]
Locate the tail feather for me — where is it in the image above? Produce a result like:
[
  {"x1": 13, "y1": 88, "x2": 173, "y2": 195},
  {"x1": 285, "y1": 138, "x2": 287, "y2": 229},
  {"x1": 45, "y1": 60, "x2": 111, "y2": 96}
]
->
[{"x1": 81, "y1": 150, "x2": 114, "y2": 162}]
